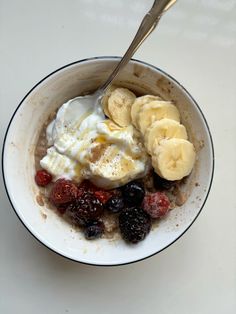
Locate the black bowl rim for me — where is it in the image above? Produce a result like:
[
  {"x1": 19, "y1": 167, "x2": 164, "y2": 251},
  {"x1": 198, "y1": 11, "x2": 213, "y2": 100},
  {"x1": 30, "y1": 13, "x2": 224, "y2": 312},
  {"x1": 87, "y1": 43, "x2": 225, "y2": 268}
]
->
[{"x1": 2, "y1": 56, "x2": 215, "y2": 267}]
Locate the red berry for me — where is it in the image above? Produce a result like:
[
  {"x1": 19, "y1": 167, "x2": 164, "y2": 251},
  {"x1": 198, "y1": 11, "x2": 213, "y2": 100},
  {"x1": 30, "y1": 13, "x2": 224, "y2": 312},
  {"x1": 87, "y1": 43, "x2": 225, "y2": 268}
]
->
[
  {"x1": 56, "y1": 205, "x2": 67, "y2": 215},
  {"x1": 50, "y1": 179, "x2": 80, "y2": 206},
  {"x1": 78, "y1": 180, "x2": 98, "y2": 193},
  {"x1": 143, "y1": 192, "x2": 170, "y2": 218},
  {"x1": 94, "y1": 190, "x2": 112, "y2": 204},
  {"x1": 78, "y1": 181, "x2": 113, "y2": 204},
  {"x1": 35, "y1": 170, "x2": 52, "y2": 187}
]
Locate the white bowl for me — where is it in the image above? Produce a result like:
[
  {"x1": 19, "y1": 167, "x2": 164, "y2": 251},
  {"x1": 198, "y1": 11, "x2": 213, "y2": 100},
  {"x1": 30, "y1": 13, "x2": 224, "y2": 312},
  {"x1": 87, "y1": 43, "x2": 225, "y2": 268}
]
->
[{"x1": 2, "y1": 57, "x2": 214, "y2": 266}]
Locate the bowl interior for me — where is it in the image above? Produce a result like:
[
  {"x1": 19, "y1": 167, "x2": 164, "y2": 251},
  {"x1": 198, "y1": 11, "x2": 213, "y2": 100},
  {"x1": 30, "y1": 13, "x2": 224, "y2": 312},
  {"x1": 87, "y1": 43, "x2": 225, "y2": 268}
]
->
[{"x1": 2, "y1": 57, "x2": 214, "y2": 265}]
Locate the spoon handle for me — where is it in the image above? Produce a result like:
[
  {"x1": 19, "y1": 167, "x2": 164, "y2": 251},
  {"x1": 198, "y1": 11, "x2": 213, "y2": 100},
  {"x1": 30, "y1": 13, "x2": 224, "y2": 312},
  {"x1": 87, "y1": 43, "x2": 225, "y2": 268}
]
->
[{"x1": 97, "y1": 0, "x2": 177, "y2": 94}]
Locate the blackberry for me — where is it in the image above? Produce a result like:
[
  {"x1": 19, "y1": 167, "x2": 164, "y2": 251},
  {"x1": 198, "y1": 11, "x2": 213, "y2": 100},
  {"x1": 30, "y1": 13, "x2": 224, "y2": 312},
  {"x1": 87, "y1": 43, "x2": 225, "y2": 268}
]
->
[
  {"x1": 84, "y1": 221, "x2": 105, "y2": 240},
  {"x1": 119, "y1": 207, "x2": 151, "y2": 244},
  {"x1": 153, "y1": 173, "x2": 176, "y2": 190},
  {"x1": 67, "y1": 193, "x2": 103, "y2": 226},
  {"x1": 105, "y1": 196, "x2": 124, "y2": 213},
  {"x1": 121, "y1": 180, "x2": 145, "y2": 206}
]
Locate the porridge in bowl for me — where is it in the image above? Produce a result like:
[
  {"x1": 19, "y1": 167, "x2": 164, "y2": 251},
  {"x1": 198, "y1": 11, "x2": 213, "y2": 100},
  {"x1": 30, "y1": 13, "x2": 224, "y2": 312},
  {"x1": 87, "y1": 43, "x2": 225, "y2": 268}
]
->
[
  {"x1": 34, "y1": 85, "x2": 196, "y2": 244},
  {"x1": 2, "y1": 57, "x2": 214, "y2": 265}
]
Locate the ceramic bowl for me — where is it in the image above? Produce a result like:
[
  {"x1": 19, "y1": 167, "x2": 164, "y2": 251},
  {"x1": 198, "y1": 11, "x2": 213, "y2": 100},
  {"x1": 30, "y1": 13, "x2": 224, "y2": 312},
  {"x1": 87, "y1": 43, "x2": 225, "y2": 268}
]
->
[{"x1": 2, "y1": 57, "x2": 214, "y2": 266}]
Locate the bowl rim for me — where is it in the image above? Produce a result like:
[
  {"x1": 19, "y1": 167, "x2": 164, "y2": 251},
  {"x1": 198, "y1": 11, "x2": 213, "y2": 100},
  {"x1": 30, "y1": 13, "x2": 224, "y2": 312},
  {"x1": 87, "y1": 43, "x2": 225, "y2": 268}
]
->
[{"x1": 1, "y1": 56, "x2": 215, "y2": 266}]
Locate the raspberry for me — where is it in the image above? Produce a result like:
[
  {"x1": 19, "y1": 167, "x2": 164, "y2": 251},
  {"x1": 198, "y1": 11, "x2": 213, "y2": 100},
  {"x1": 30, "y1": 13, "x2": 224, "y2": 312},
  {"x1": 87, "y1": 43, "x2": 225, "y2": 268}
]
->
[
  {"x1": 119, "y1": 207, "x2": 151, "y2": 244},
  {"x1": 78, "y1": 180, "x2": 98, "y2": 193},
  {"x1": 143, "y1": 192, "x2": 170, "y2": 218},
  {"x1": 66, "y1": 193, "x2": 104, "y2": 226},
  {"x1": 35, "y1": 170, "x2": 52, "y2": 187},
  {"x1": 50, "y1": 179, "x2": 80, "y2": 206},
  {"x1": 78, "y1": 180, "x2": 113, "y2": 204},
  {"x1": 94, "y1": 190, "x2": 112, "y2": 204}
]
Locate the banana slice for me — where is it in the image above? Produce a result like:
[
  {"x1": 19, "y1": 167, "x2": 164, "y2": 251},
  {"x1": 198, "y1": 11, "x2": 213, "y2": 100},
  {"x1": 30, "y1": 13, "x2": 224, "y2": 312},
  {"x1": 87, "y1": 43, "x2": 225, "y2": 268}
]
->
[
  {"x1": 137, "y1": 100, "x2": 180, "y2": 134},
  {"x1": 101, "y1": 85, "x2": 117, "y2": 118},
  {"x1": 131, "y1": 95, "x2": 161, "y2": 128},
  {"x1": 152, "y1": 138, "x2": 196, "y2": 181},
  {"x1": 107, "y1": 88, "x2": 136, "y2": 127},
  {"x1": 144, "y1": 118, "x2": 188, "y2": 154}
]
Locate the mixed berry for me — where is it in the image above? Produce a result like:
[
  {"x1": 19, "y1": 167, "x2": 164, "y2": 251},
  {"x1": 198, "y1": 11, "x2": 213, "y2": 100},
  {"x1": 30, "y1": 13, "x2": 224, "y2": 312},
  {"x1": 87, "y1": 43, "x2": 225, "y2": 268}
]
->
[
  {"x1": 35, "y1": 169, "x2": 172, "y2": 244},
  {"x1": 119, "y1": 207, "x2": 151, "y2": 244},
  {"x1": 105, "y1": 196, "x2": 124, "y2": 213},
  {"x1": 121, "y1": 180, "x2": 145, "y2": 206},
  {"x1": 35, "y1": 170, "x2": 52, "y2": 187},
  {"x1": 66, "y1": 194, "x2": 104, "y2": 226},
  {"x1": 84, "y1": 221, "x2": 105, "y2": 240},
  {"x1": 143, "y1": 192, "x2": 170, "y2": 218}
]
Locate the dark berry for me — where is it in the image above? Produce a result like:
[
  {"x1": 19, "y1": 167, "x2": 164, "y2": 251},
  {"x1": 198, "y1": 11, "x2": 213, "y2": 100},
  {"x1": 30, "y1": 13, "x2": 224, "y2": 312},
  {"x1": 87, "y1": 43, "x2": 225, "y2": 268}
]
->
[
  {"x1": 105, "y1": 196, "x2": 124, "y2": 213},
  {"x1": 143, "y1": 192, "x2": 170, "y2": 218},
  {"x1": 121, "y1": 180, "x2": 145, "y2": 206},
  {"x1": 153, "y1": 173, "x2": 176, "y2": 190},
  {"x1": 67, "y1": 193, "x2": 104, "y2": 226},
  {"x1": 119, "y1": 207, "x2": 151, "y2": 244},
  {"x1": 84, "y1": 221, "x2": 104, "y2": 240},
  {"x1": 50, "y1": 179, "x2": 80, "y2": 206},
  {"x1": 35, "y1": 170, "x2": 52, "y2": 186}
]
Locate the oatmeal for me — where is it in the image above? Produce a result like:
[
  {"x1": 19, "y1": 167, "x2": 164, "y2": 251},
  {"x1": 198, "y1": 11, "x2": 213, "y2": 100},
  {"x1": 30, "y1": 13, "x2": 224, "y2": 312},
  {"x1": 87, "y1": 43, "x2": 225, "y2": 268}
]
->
[{"x1": 34, "y1": 86, "x2": 196, "y2": 244}]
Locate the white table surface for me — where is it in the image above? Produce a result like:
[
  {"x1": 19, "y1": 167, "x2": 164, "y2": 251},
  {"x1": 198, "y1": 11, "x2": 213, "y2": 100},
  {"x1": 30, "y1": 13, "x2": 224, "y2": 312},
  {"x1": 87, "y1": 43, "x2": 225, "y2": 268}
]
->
[{"x1": 1, "y1": 0, "x2": 236, "y2": 313}]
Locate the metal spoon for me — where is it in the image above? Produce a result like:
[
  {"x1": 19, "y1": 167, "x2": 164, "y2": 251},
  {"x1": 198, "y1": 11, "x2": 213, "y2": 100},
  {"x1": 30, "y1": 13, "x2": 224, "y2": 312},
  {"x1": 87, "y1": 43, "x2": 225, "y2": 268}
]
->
[{"x1": 78, "y1": 0, "x2": 177, "y2": 110}]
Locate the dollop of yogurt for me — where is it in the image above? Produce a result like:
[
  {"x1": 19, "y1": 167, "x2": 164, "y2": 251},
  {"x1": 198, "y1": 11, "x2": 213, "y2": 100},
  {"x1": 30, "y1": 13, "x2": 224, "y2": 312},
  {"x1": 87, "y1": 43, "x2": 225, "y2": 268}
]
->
[{"x1": 40, "y1": 96, "x2": 150, "y2": 189}]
